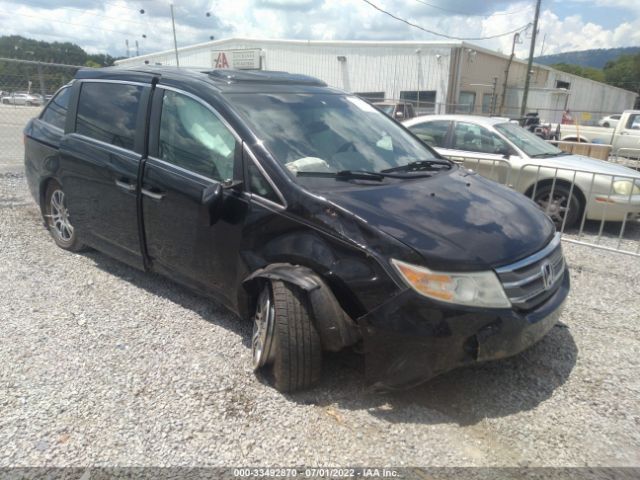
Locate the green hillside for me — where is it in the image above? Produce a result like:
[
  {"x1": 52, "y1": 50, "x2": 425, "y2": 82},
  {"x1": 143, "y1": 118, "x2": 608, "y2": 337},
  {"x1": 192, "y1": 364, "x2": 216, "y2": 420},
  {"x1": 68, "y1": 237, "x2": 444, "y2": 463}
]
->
[{"x1": 536, "y1": 47, "x2": 640, "y2": 69}]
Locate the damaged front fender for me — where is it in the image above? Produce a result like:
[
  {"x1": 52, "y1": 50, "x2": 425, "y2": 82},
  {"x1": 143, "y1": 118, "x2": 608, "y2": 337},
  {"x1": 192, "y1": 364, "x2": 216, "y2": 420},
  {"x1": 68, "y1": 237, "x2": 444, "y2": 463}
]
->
[{"x1": 243, "y1": 263, "x2": 360, "y2": 351}]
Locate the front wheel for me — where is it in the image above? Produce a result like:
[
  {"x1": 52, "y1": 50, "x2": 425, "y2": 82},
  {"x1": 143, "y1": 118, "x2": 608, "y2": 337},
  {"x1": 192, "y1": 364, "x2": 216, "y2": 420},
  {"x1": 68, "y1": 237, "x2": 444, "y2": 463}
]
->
[
  {"x1": 533, "y1": 184, "x2": 582, "y2": 229},
  {"x1": 252, "y1": 280, "x2": 322, "y2": 392},
  {"x1": 44, "y1": 181, "x2": 85, "y2": 251},
  {"x1": 603, "y1": 122, "x2": 610, "y2": 128}
]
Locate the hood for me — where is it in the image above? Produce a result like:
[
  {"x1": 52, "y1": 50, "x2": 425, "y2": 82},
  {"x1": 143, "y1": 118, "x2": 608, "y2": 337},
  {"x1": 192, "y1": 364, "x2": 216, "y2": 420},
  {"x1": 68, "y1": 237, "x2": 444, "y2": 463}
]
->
[
  {"x1": 536, "y1": 154, "x2": 640, "y2": 179},
  {"x1": 320, "y1": 168, "x2": 555, "y2": 271}
]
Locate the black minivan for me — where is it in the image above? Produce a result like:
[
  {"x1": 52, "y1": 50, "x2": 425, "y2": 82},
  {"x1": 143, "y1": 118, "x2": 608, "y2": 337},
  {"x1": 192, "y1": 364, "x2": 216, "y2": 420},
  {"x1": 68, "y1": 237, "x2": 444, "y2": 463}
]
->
[{"x1": 24, "y1": 67, "x2": 569, "y2": 392}]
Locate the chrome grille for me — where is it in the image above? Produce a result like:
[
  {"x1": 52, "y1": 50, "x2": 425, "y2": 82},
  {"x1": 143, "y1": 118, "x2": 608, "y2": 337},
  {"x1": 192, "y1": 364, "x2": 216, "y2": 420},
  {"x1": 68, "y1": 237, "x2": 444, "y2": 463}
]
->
[{"x1": 496, "y1": 233, "x2": 566, "y2": 311}]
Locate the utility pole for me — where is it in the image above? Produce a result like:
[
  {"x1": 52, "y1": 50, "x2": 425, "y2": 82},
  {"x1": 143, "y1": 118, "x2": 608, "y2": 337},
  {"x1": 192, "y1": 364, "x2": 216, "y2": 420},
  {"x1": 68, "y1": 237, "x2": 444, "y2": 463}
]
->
[
  {"x1": 125, "y1": 39, "x2": 130, "y2": 58},
  {"x1": 500, "y1": 32, "x2": 520, "y2": 116},
  {"x1": 490, "y1": 76, "x2": 498, "y2": 115},
  {"x1": 170, "y1": 4, "x2": 180, "y2": 67},
  {"x1": 135, "y1": 40, "x2": 139, "y2": 57},
  {"x1": 520, "y1": 0, "x2": 542, "y2": 116}
]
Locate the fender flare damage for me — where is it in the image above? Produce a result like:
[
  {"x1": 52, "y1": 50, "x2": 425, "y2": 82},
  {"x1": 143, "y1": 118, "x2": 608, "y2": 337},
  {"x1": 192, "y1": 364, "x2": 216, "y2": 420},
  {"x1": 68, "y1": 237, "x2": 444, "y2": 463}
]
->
[{"x1": 242, "y1": 263, "x2": 361, "y2": 352}]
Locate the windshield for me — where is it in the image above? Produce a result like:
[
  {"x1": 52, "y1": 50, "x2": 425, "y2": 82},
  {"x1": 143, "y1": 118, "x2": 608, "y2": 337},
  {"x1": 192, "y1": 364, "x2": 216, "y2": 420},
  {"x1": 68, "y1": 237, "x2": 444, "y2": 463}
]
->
[
  {"x1": 495, "y1": 122, "x2": 564, "y2": 157},
  {"x1": 228, "y1": 93, "x2": 441, "y2": 177}
]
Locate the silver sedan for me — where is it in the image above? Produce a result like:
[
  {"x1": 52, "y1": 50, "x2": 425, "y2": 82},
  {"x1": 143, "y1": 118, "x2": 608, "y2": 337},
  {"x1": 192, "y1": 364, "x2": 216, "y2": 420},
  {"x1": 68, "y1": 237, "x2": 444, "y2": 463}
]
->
[{"x1": 403, "y1": 114, "x2": 640, "y2": 227}]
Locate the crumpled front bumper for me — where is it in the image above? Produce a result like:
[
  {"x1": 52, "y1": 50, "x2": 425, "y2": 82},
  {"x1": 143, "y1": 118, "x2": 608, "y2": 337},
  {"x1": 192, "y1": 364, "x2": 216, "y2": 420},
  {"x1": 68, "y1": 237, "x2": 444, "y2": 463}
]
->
[{"x1": 358, "y1": 268, "x2": 570, "y2": 390}]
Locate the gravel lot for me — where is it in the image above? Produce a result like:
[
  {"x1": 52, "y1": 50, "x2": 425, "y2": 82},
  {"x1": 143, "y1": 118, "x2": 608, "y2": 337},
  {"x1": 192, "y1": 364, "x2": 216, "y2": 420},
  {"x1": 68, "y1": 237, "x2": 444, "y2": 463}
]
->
[
  {"x1": 1, "y1": 158, "x2": 639, "y2": 468},
  {"x1": 0, "y1": 105, "x2": 41, "y2": 171}
]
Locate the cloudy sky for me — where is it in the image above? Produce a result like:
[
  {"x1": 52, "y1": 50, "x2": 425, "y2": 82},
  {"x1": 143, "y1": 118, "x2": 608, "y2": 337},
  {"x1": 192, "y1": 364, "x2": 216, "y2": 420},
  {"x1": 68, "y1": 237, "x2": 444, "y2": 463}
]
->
[{"x1": 1, "y1": 0, "x2": 639, "y2": 59}]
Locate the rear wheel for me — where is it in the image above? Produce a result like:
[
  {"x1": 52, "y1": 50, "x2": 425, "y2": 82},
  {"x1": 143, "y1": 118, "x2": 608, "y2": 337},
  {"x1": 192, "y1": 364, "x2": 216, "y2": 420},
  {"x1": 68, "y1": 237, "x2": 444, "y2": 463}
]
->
[
  {"x1": 44, "y1": 181, "x2": 85, "y2": 251},
  {"x1": 603, "y1": 122, "x2": 610, "y2": 128},
  {"x1": 533, "y1": 184, "x2": 582, "y2": 229},
  {"x1": 252, "y1": 280, "x2": 322, "y2": 392}
]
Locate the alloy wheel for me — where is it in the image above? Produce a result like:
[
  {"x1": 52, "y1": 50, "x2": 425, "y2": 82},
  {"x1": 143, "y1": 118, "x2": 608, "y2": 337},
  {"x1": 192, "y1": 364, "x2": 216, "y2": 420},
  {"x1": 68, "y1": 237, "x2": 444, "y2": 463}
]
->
[
  {"x1": 536, "y1": 191, "x2": 568, "y2": 225},
  {"x1": 49, "y1": 189, "x2": 74, "y2": 242},
  {"x1": 252, "y1": 285, "x2": 276, "y2": 370}
]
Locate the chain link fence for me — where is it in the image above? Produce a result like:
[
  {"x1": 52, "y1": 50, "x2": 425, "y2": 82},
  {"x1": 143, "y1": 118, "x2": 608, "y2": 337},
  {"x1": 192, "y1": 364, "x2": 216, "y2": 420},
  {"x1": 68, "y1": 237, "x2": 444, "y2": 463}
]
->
[
  {"x1": 1, "y1": 58, "x2": 638, "y2": 256},
  {"x1": 449, "y1": 156, "x2": 640, "y2": 257},
  {"x1": 0, "y1": 58, "x2": 83, "y2": 171}
]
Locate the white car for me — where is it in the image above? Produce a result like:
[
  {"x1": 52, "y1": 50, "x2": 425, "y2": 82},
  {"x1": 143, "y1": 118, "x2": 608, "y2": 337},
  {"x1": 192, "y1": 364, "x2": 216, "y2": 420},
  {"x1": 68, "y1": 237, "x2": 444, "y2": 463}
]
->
[
  {"x1": 1, "y1": 92, "x2": 43, "y2": 106},
  {"x1": 403, "y1": 114, "x2": 640, "y2": 227},
  {"x1": 598, "y1": 114, "x2": 621, "y2": 128}
]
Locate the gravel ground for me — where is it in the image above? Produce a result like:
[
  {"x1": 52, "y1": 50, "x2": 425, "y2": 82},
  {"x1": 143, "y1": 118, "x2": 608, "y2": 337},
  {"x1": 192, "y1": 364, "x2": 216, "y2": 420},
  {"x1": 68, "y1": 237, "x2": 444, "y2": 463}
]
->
[{"x1": 1, "y1": 166, "x2": 639, "y2": 468}]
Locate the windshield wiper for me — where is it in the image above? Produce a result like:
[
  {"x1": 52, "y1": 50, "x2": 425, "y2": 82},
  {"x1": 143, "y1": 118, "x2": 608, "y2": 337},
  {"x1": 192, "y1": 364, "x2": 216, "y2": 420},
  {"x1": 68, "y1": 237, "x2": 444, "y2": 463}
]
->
[
  {"x1": 296, "y1": 169, "x2": 433, "y2": 181},
  {"x1": 381, "y1": 159, "x2": 452, "y2": 174},
  {"x1": 297, "y1": 170, "x2": 385, "y2": 181},
  {"x1": 530, "y1": 152, "x2": 570, "y2": 158}
]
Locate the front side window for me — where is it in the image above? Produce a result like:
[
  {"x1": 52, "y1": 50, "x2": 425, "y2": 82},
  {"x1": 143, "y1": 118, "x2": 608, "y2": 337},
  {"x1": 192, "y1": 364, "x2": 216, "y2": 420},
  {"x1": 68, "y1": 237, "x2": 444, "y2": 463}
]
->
[
  {"x1": 228, "y1": 93, "x2": 439, "y2": 179},
  {"x1": 452, "y1": 122, "x2": 509, "y2": 155},
  {"x1": 248, "y1": 162, "x2": 280, "y2": 204},
  {"x1": 159, "y1": 90, "x2": 237, "y2": 181},
  {"x1": 41, "y1": 87, "x2": 71, "y2": 130},
  {"x1": 76, "y1": 82, "x2": 143, "y2": 150},
  {"x1": 408, "y1": 120, "x2": 450, "y2": 148}
]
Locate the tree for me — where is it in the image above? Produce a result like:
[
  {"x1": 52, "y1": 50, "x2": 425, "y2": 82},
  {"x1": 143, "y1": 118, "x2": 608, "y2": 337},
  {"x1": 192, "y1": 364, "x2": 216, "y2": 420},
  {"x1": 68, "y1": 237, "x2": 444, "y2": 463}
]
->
[
  {"x1": 604, "y1": 54, "x2": 640, "y2": 93},
  {"x1": 550, "y1": 63, "x2": 605, "y2": 83},
  {"x1": 0, "y1": 35, "x2": 118, "y2": 66}
]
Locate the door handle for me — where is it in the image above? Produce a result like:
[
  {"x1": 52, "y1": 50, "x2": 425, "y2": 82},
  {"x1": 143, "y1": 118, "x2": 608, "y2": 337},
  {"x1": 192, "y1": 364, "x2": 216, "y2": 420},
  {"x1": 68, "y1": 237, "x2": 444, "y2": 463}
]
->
[
  {"x1": 115, "y1": 179, "x2": 136, "y2": 192},
  {"x1": 141, "y1": 188, "x2": 165, "y2": 201}
]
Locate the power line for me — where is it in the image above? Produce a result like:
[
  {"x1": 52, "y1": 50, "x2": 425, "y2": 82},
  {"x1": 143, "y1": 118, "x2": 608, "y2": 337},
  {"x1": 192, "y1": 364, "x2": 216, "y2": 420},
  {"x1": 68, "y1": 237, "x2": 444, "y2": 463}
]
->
[
  {"x1": 53, "y1": 5, "x2": 148, "y2": 27},
  {"x1": 412, "y1": 0, "x2": 533, "y2": 17},
  {"x1": 360, "y1": 0, "x2": 532, "y2": 41},
  {"x1": 0, "y1": 11, "x2": 145, "y2": 37}
]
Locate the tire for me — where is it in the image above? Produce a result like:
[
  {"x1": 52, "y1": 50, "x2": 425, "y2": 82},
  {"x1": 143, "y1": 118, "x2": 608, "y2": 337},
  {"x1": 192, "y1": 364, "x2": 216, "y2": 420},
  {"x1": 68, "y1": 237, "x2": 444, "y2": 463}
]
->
[
  {"x1": 603, "y1": 122, "x2": 610, "y2": 128},
  {"x1": 26, "y1": 101, "x2": 33, "y2": 106},
  {"x1": 44, "y1": 181, "x2": 85, "y2": 252},
  {"x1": 533, "y1": 183, "x2": 582, "y2": 229},
  {"x1": 252, "y1": 280, "x2": 322, "y2": 393}
]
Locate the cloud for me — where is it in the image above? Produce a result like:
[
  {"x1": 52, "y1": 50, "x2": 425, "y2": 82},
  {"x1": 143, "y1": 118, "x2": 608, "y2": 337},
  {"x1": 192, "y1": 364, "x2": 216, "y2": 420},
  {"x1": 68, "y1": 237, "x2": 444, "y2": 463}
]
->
[{"x1": 0, "y1": 0, "x2": 637, "y2": 59}]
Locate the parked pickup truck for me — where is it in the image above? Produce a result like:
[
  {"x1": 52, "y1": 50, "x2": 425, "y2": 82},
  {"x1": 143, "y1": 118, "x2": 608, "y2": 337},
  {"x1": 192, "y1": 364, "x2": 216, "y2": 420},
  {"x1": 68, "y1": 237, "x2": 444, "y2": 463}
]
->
[{"x1": 553, "y1": 110, "x2": 640, "y2": 156}]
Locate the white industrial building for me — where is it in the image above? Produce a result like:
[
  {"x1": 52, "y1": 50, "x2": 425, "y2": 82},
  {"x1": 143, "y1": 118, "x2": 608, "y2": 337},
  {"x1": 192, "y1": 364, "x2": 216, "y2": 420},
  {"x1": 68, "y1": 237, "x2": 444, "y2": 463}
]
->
[{"x1": 115, "y1": 38, "x2": 638, "y2": 124}]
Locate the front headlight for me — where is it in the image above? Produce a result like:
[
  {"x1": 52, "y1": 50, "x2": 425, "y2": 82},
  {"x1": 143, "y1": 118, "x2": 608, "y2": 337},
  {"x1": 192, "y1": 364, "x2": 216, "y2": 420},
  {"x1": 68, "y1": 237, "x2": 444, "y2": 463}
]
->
[
  {"x1": 392, "y1": 259, "x2": 511, "y2": 308},
  {"x1": 613, "y1": 180, "x2": 640, "y2": 196}
]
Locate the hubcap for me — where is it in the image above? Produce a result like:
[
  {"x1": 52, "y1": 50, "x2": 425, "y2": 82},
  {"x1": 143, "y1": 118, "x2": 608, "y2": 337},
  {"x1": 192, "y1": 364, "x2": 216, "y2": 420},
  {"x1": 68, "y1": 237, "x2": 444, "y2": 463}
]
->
[
  {"x1": 49, "y1": 189, "x2": 74, "y2": 242},
  {"x1": 252, "y1": 286, "x2": 275, "y2": 370},
  {"x1": 537, "y1": 192, "x2": 568, "y2": 224}
]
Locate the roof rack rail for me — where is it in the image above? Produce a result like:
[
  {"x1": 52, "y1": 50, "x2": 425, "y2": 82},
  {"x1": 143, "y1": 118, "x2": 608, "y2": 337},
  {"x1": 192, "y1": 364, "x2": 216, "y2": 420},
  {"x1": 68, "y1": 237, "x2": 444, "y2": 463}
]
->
[{"x1": 206, "y1": 69, "x2": 326, "y2": 86}]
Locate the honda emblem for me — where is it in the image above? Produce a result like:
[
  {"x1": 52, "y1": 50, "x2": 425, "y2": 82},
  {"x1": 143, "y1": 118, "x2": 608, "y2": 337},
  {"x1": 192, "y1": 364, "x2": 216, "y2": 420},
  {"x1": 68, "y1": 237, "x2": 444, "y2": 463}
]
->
[{"x1": 541, "y1": 261, "x2": 554, "y2": 291}]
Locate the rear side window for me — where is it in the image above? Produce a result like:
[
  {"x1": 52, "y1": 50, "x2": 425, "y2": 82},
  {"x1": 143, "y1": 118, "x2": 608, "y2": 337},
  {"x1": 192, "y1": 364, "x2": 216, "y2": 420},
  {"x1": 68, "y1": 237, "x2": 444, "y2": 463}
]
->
[
  {"x1": 41, "y1": 87, "x2": 71, "y2": 130},
  {"x1": 76, "y1": 82, "x2": 143, "y2": 150},
  {"x1": 158, "y1": 90, "x2": 237, "y2": 181},
  {"x1": 409, "y1": 120, "x2": 450, "y2": 147},
  {"x1": 452, "y1": 122, "x2": 509, "y2": 154}
]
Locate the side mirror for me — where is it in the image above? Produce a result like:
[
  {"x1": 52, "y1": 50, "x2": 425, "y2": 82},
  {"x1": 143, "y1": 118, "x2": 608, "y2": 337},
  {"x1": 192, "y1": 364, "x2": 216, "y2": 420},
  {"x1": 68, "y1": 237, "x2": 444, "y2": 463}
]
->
[
  {"x1": 498, "y1": 149, "x2": 511, "y2": 159},
  {"x1": 200, "y1": 183, "x2": 224, "y2": 226}
]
